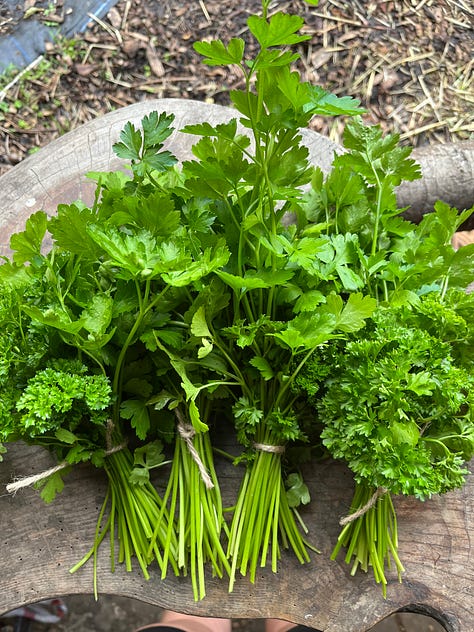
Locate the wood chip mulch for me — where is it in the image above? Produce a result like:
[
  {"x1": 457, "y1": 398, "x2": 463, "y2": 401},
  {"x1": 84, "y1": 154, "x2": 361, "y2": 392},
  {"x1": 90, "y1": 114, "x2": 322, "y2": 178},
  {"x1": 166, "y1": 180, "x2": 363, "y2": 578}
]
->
[{"x1": 0, "y1": 0, "x2": 473, "y2": 177}]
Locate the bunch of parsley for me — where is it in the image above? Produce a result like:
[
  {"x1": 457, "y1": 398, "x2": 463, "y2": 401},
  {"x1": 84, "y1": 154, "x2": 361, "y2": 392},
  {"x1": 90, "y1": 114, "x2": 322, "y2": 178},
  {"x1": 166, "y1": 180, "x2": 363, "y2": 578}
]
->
[
  {"x1": 185, "y1": 0, "x2": 384, "y2": 591},
  {"x1": 0, "y1": 110, "x2": 234, "y2": 598},
  {"x1": 1, "y1": 0, "x2": 473, "y2": 602},
  {"x1": 295, "y1": 120, "x2": 474, "y2": 594}
]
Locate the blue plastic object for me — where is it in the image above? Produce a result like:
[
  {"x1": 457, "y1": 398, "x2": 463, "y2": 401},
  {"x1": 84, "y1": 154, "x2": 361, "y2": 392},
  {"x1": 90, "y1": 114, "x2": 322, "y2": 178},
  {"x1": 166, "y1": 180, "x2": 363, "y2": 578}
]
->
[{"x1": 0, "y1": 0, "x2": 119, "y2": 73}]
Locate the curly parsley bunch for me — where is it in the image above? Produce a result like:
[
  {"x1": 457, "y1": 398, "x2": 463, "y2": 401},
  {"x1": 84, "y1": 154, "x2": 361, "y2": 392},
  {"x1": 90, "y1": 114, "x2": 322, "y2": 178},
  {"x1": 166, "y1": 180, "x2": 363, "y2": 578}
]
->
[
  {"x1": 319, "y1": 306, "x2": 474, "y2": 500},
  {"x1": 297, "y1": 299, "x2": 474, "y2": 595}
]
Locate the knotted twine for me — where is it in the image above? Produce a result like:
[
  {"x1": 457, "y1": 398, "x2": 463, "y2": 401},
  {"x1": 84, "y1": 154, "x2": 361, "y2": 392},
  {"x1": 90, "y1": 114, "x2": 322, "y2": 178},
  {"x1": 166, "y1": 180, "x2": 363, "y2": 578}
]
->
[
  {"x1": 253, "y1": 442, "x2": 285, "y2": 454},
  {"x1": 6, "y1": 420, "x2": 126, "y2": 495},
  {"x1": 175, "y1": 409, "x2": 214, "y2": 490},
  {"x1": 339, "y1": 486, "x2": 388, "y2": 526}
]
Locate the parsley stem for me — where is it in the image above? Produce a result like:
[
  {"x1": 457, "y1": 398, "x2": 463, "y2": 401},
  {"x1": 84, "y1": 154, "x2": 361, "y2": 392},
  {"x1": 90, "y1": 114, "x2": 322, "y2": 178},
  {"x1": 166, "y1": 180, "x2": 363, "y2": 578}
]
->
[
  {"x1": 157, "y1": 420, "x2": 230, "y2": 600},
  {"x1": 332, "y1": 483, "x2": 403, "y2": 597},
  {"x1": 228, "y1": 425, "x2": 311, "y2": 590}
]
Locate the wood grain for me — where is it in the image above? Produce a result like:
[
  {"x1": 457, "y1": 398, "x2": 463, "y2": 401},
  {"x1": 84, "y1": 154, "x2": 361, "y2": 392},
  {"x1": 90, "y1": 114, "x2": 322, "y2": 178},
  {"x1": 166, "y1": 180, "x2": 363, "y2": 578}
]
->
[
  {"x1": 0, "y1": 99, "x2": 472, "y2": 631},
  {"x1": 1, "y1": 442, "x2": 472, "y2": 631}
]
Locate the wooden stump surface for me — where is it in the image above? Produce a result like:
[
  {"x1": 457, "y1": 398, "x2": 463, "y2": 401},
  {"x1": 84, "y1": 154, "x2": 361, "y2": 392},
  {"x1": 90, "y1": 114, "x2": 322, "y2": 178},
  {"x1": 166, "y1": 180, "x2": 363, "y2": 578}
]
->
[{"x1": 0, "y1": 99, "x2": 473, "y2": 631}]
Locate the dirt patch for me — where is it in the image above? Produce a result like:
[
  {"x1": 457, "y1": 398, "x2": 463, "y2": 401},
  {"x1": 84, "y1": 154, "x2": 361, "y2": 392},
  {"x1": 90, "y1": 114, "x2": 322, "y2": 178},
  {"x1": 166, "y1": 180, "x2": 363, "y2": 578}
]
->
[{"x1": 0, "y1": 0, "x2": 473, "y2": 176}]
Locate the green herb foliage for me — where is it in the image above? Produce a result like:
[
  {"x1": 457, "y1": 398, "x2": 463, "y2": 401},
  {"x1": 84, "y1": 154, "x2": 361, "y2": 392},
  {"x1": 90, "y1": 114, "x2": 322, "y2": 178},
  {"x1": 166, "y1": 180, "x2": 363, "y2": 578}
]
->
[
  {"x1": 1, "y1": 0, "x2": 473, "y2": 602},
  {"x1": 187, "y1": 0, "x2": 378, "y2": 590},
  {"x1": 295, "y1": 113, "x2": 474, "y2": 593},
  {"x1": 0, "y1": 104, "x2": 237, "y2": 596}
]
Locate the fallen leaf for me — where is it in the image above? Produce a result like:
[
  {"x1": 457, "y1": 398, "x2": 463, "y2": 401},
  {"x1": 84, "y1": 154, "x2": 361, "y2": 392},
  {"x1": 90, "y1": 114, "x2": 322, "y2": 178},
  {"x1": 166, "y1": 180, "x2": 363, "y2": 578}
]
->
[
  {"x1": 23, "y1": 7, "x2": 43, "y2": 19},
  {"x1": 122, "y1": 37, "x2": 147, "y2": 57},
  {"x1": 311, "y1": 49, "x2": 332, "y2": 70}
]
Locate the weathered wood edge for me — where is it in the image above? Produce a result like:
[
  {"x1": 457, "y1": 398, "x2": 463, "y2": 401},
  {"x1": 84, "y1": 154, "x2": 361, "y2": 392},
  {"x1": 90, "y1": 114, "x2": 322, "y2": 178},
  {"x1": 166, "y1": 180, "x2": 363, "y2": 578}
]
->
[{"x1": 1, "y1": 442, "x2": 472, "y2": 631}]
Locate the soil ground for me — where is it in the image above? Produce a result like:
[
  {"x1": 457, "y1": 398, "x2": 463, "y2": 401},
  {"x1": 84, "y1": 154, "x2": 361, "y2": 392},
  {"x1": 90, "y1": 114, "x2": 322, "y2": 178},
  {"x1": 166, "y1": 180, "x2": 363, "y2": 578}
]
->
[{"x1": 0, "y1": 0, "x2": 471, "y2": 630}]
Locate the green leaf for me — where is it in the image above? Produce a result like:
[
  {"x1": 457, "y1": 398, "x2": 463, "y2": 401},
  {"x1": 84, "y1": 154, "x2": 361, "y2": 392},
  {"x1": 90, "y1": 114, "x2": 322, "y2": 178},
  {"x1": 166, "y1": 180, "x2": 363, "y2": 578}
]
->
[
  {"x1": 251, "y1": 49, "x2": 299, "y2": 70},
  {"x1": 286, "y1": 235, "x2": 334, "y2": 272},
  {"x1": 160, "y1": 242, "x2": 229, "y2": 287},
  {"x1": 194, "y1": 38, "x2": 245, "y2": 66},
  {"x1": 182, "y1": 120, "x2": 237, "y2": 139},
  {"x1": 134, "y1": 440, "x2": 165, "y2": 468},
  {"x1": 405, "y1": 371, "x2": 433, "y2": 396},
  {"x1": 323, "y1": 292, "x2": 377, "y2": 333},
  {"x1": 113, "y1": 112, "x2": 177, "y2": 177},
  {"x1": 248, "y1": 268, "x2": 295, "y2": 286},
  {"x1": 151, "y1": 335, "x2": 209, "y2": 432},
  {"x1": 293, "y1": 290, "x2": 325, "y2": 313},
  {"x1": 0, "y1": 260, "x2": 32, "y2": 287},
  {"x1": 218, "y1": 268, "x2": 295, "y2": 292},
  {"x1": 120, "y1": 399, "x2": 150, "y2": 440},
  {"x1": 148, "y1": 390, "x2": 179, "y2": 411},
  {"x1": 130, "y1": 440, "x2": 166, "y2": 486},
  {"x1": 390, "y1": 420, "x2": 419, "y2": 447},
  {"x1": 22, "y1": 305, "x2": 84, "y2": 335},
  {"x1": 147, "y1": 328, "x2": 184, "y2": 350},
  {"x1": 87, "y1": 225, "x2": 159, "y2": 278},
  {"x1": 35, "y1": 469, "x2": 69, "y2": 504},
  {"x1": 274, "y1": 312, "x2": 338, "y2": 351},
  {"x1": 247, "y1": 13, "x2": 309, "y2": 48},
  {"x1": 189, "y1": 399, "x2": 208, "y2": 433},
  {"x1": 141, "y1": 149, "x2": 177, "y2": 174},
  {"x1": 48, "y1": 203, "x2": 99, "y2": 258},
  {"x1": 339, "y1": 118, "x2": 421, "y2": 186},
  {"x1": 81, "y1": 294, "x2": 114, "y2": 336},
  {"x1": 305, "y1": 85, "x2": 364, "y2": 117},
  {"x1": 66, "y1": 444, "x2": 93, "y2": 464},
  {"x1": 230, "y1": 89, "x2": 259, "y2": 121},
  {"x1": 141, "y1": 111, "x2": 175, "y2": 147},
  {"x1": 286, "y1": 472, "x2": 311, "y2": 508},
  {"x1": 197, "y1": 338, "x2": 214, "y2": 359},
  {"x1": 250, "y1": 356, "x2": 274, "y2": 380},
  {"x1": 216, "y1": 270, "x2": 269, "y2": 291},
  {"x1": 124, "y1": 378, "x2": 153, "y2": 398},
  {"x1": 389, "y1": 289, "x2": 421, "y2": 308},
  {"x1": 55, "y1": 428, "x2": 78, "y2": 444},
  {"x1": 9, "y1": 211, "x2": 48, "y2": 265},
  {"x1": 222, "y1": 316, "x2": 271, "y2": 348},
  {"x1": 128, "y1": 467, "x2": 151, "y2": 486},
  {"x1": 191, "y1": 305, "x2": 212, "y2": 338},
  {"x1": 113, "y1": 121, "x2": 142, "y2": 161}
]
